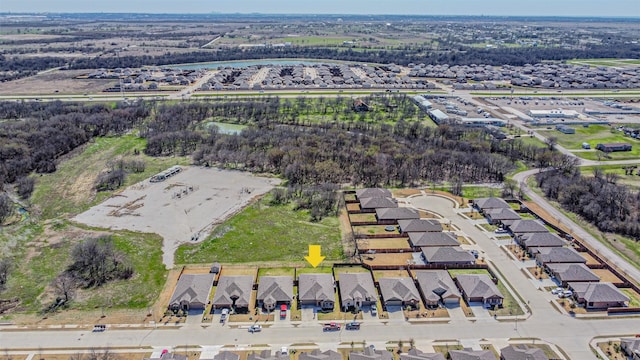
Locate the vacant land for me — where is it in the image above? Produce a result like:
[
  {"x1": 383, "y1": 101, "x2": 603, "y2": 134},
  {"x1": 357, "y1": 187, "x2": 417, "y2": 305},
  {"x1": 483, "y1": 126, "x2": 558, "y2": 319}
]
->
[
  {"x1": 538, "y1": 125, "x2": 640, "y2": 160},
  {"x1": 175, "y1": 197, "x2": 343, "y2": 264},
  {"x1": 74, "y1": 166, "x2": 280, "y2": 267},
  {"x1": 0, "y1": 69, "x2": 118, "y2": 95}
]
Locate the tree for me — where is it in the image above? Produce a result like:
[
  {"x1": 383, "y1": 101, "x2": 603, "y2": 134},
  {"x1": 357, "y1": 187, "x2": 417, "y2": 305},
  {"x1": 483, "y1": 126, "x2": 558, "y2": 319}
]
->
[
  {"x1": 545, "y1": 136, "x2": 558, "y2": 150},
  {"x1": 15, "y1": 177, "x2": 35, "y2": 200},
  {"x1": 0, "y1": 258, "x2": 11, "y2": 290},
  {"x1": 53, "y1": 273, "x2": 76, "y2": 304},
  {"x1": 67, "y1": 236, "x2": 133, "y2": 287},
  {"x1": 0, "y1": 194, "x2": 13, "y2": 224}
]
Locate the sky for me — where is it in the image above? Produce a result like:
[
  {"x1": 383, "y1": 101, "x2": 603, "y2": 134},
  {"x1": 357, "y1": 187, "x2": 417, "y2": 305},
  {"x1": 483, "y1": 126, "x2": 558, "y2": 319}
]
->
[{"x1": 2, "y1": 0, "x2": 640, "y2": 17}]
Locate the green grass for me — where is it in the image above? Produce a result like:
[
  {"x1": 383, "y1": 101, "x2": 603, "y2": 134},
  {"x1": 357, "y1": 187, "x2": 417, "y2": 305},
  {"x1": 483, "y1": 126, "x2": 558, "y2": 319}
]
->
[
  {"x1": 30, "y1": 135, "x2": 189, "y2": 219},
  {"x1": 296, "y1": 266, "x2": 334, "y2": 275},
  {"x1": 538, "y1": 125, "x2": 640, "y2": 161},
  {"x1": 175, "y1": 199, "x2": 343, "y2": 264},
  {"x1": 622, "y1": 289, "x2": 640, "y2": 308}
]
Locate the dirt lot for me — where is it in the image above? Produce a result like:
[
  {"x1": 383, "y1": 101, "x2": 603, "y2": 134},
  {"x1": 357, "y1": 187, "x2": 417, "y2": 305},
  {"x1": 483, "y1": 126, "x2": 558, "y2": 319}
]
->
[
  {"x1": 73, "y1": 167, "x2": 281, "y2": 268},
  {"x1": 362, "y1": 253, "x2": 415, "y2": 266},
  {"x1": 592, "y1": 268, "x2": 624, "y2": 283},
  {"x1": 357, "y1": 238, "x2": 411, "y2": 250},
  {"x1": 0, "y1": 70, "x2": 117, "y2": 95}
]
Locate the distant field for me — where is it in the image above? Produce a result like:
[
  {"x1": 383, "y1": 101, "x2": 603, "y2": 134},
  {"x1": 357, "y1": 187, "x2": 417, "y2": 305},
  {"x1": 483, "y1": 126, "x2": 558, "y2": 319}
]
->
[
  {"x1": 538, "y1": 125, "x2": 640, "y2": 160},
  {"x1": 0, "y1": 69, "x2": 117, "y2": 96},
  {"x1": 567, "y1": 58, "x2": 640, "y2": 67}
]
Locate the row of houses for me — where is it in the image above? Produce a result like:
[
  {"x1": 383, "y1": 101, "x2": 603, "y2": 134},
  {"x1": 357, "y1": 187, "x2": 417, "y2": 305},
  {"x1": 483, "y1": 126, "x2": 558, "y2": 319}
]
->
[
  {"x1": 149, "y1": 344, "x2": 556, "y2": 360},
  {"x1": 474, "y1": 197, "x2": 631, "y2": 310}
]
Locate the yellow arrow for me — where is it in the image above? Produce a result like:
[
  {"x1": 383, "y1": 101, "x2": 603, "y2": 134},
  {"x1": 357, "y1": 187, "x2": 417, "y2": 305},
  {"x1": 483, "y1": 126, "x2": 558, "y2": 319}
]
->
[{"x1": 304, "y1": 245, "x2": 325, "y2": 268}]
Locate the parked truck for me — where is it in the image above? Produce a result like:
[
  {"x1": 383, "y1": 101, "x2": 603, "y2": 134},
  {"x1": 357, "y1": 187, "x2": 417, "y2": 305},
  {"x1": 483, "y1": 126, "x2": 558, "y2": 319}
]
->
[
  {"x1": 323, "y1": 322, "x2": 341, "y2": 332},
  {"x1": 280, "y1": 304, "x2": 287, "y2": 319}
]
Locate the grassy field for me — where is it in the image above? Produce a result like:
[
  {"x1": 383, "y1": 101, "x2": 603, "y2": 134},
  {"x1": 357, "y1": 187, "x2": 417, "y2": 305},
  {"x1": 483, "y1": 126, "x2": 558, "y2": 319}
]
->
[
  {"x1": 567, "y1": 58, "x2": 640, "y2": 67},
  {"x1": 537, "y1": 125, "x2": 640, "y2": 160},
  {"x1": 175, "y1": 198, "x2": 343, "y2": 264},
  {"x1": 579, "y1": 164, "x2": 640, "y2": 189}
]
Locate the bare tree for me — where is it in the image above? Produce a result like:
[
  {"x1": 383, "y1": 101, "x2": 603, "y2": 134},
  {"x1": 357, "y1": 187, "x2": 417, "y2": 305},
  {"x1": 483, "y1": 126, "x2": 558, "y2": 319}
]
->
[
  {"x1": 0, "y1": 258, "x2": 11, "y2": 290},
  {"x1": 0, "y1": 194, "x2": 13, "y2": 224},
  {"x1": 53, "y1": 273, "x2": 77, "y2": 304}
]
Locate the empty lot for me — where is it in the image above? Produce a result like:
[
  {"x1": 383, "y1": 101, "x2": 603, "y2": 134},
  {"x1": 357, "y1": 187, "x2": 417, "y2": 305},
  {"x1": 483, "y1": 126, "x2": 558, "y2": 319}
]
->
[{"x1": 73, "y1": 167, "x2": 280, "y2": 267}]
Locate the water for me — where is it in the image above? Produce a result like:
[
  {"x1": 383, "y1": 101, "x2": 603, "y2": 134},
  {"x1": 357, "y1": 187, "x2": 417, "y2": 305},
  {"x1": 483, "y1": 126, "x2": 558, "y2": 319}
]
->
[
  {"x1": 206, "y1": 121, "x2": 248, "y2": 135},
  {"x1": 168, "y1": 59, "x2": 344, "y2": 70}
]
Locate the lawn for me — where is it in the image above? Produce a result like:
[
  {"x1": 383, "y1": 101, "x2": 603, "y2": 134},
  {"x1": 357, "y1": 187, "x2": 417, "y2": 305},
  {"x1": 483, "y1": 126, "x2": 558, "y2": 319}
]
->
[
  {"x1": 537, "y1": 125, "x2": 640, "y2": 160},
  {"x1": 175, "y1": 200, "x2": 343, "y2": 264}
]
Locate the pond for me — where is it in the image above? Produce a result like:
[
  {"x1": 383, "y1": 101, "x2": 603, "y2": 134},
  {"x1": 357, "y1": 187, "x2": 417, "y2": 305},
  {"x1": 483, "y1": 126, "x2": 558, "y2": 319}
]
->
[{"x1": 206, "y1": 121, "x2": 248, "y2": 135}]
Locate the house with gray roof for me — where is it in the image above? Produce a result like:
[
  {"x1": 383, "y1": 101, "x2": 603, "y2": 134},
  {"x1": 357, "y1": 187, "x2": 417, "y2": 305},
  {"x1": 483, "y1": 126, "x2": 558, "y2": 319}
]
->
[
  {"x1": 338, "y1": 272, "x2": 377, "y2": 311},
  {"x1": 421, "y1": 247, "x2": 476, "y2": 265},
  {"x1": 360, "y1": 197, "x2": 398, "y2": 211},
  {"x1": 400, "y1": 349, "x2": 445, "y2": 360},
  {"x1": 450, "y1": 349, "x2": 497, "y2": 360},
  {"x1": 546, "y1": 263, "x2": 599, "y2": 287},
  {"x1": 485, "y1": 208, "x2": 521, "y2": 226},
  {"x1": 410, "y1": 232, "x2": 459, "y2": 247},
  {"x1": 508, "y1": 220, "x2": 548, "y2": 235},
  {"x1": 398, "y1": 219, "x2": 443, "y2": 234},
  {"x1": 533, "y1": 247, "x2": 586, "y2": 266},
  {"x1": 620, "y1": 338, "x2": 640, "y2": 360},
  {"x1": 517, "y1": 232, "x2": 565, "y2": 251},
  {"x1": 169, "y1": 273, "x2": 215, "y2": 311},
  {"x1": 378, "y1": 277, "x2": 421, "y2": 309},
  {"x1": 257, "y1": 276, "x2": 293, "y2": 311},
  {"x1": 355, "y1": 188, "x2": 392, "y2": 199},
  {"x1": 349, "y1": 347, "x2": 394, "y2": 360},
  {"x1": 213, "y1": 352, "x2": 240, "y2": 360},
  {"x1": 569, "y1": 282, "x2": 630, "y2": 309},
  {"x1": 375, "y1": 207, "x2": 420, "y2": 223},
  {"x1": 300, "y1": 350, "x2": 342, "y2": 360},
  {"x1": 474, "y1": 197, "x2": 510, "y2": 212},
  {"x1": 145, "y1": 353, "x2": 188, "y2": 360},
  {"x1": 500, "y1": 345, "x2": 548, "y2": 360},
  {"x1": 212, "y1": 275, "x2": 253, "y2": 311},
  {"x1": 455, "y1": 274, "x2": 503, "y2": 308},
  {"x1": 248, "y1": 350, "x2": 288, "y2": 360},
  {"x1": 414, "y1": 270, "x2": 461, "y2": 306},
  {"x1": 298, "y1": 273, "x2": 335, "y2": 310}
]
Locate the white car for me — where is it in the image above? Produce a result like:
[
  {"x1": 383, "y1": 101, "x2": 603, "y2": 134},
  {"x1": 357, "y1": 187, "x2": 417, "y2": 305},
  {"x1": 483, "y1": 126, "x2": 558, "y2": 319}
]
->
[
  {"x1": 562, "y1": 290, "x2": 573, "y2": 298},
  {"x1": 248, "y1": 325, "x2": 262, "y2": 333},
  {"x1": 280, "y1": 347, "x2": 288, "y2": 355},
  {"x1": 551, "y1": 287, "x2": 563, "y2": 295}
]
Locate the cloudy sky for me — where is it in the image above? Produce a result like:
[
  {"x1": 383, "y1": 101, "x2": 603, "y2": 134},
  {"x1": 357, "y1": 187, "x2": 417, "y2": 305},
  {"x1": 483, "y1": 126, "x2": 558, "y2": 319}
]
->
[{"x1": 3, "y1": 0, "x2": 639, "y2": 17}]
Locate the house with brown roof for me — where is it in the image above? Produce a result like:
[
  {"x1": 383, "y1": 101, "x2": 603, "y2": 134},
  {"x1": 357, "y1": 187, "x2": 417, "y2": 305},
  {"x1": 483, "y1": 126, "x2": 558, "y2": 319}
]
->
[
  {"x1": 257, "y1": 276, "x2": 293, "y2": 311},
  {"x1": 378, "y1": 277, "x2": 421, "y2": 309},
  {"x1": 516, "y1": 232, "x2": 565, "y2": 251},
  {"x1": 546, "y1": 263, "x2": 599, "y2": 287},
  {"x1": 421, "y1": 247, "x2": 476, "y2": 265},
  {"x1": 375, "y1": 207, "x2": 420, "y2": 224},
  {"x1": 474, "y1": 197, "x2": 510, "y2": 212},
  {"x1": 485, "y1": 207, "x2": 521, "y2": 226},
  {"x1": 338, "y1": 272, "x2": 377, "y2": 311},
  {"x1": 533, "y1": 247, "x2": 586, "y2": 266},
  {"x1": 360, "y1": 197, "x2": 398, "y2": 212},
  {"x1": 500, "y1": 345, "x2": 548, "y2": 360},
  {"x1": 449, "y1": 349, "x2": 497, "y2": 360},
  {"x1": 298, "y1": 273, "x2": 335, "y2": 310},
  {"x1": 398, "y1": 219, "x2": 443, "y2": 234},
  {"x1": 400, "y1": 349, "x2": 445, "y2": 360},
  {"x1": 355, "y1": 188, "x2": 392, "y2": 200},
  {"x1": 508, "y1": 220, "x2": 548, "y2": 235},
  {"x1": 409, "y1": 232, "x2": 459, "y2": 247},
  {"x1": 212, "y1": 275, "x2": 253, "y2": 312},
  {"x1": 349, "y1": 347, "x2": 394, "y2": 360},
  {"x1": 300, "y1": 350, "x2": 342, "y2": 360},
  {"x1": 569, "y1": 282, "x2": 630, "y2": 309},
  {"x1": 168, "y1": 273, "x2": 215, "y2": 311},
  {"x1": 620, "y1": 338, "x2": 640, "y2": 360},
  {"x1": 414, "y1": 270, "x2": 461, "y2": 307},
  {"x1": 455, "y1": 274, "x2": 504, "y2": 308}
]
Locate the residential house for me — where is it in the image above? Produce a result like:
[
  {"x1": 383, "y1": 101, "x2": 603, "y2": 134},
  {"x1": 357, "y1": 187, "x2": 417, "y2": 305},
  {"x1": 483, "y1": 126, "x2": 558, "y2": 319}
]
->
[
  {"x1": 620, "y1": 338, "x2": 640, "y2": 360},
  {"x1": 449, "y1": 349, "x2": 497, "y2": 360},
  {"x1": 378, "y1": 277, "x2": 421, "y2": 309},
  {"x1": 355, "y1": 188, "x2": 392, "y2": 200},
  {"x1": 596, "y1": 143, "x2": 632, "y2": 152},
  {"x1": 248, "y1": 350, "x2": 288, "y2": 360},
  {"x1": 375, "y1": 207, "x2": 420, "y2": 224},
  {"x1": 508, "y1": 220, "x2": 548, "y2": 235},
  {"x1": 398, "y1": 219, "x2": 443, "y2": 234},
  {"x1": 409, "y1": 232, "x2": 459, "y2": 247},
  {"x1": 485, "y1": 208, "x2": 521, "y2": 226},
  {"x1": 516, "y1": 232, "x2": 566, "y2": 251},
  {"x1": 359, "y1": 197, "x2": 398, "y2": 212},
  {"x1": 400, "y1": 349, "x2": 445, "y2": 360},
  {"x1": 349, "y1": 347, "x2": 394, "y2": 360},
  {"x1": 257, "y1": 276, "x2": 293, "y2": 311},
  {"x1": 168, "y1": 273, "x2": 215, "y2": 311},
  {"x1": 414, "y1": 270, "x2": 461, "y2": 307},
  {"x1": 533, "y1": 247, "x2": 586, "y2": 266},
  {"x1": 214, "y1": 352, "x2": 240, "y2": 360},
  {"x1": 500, "y1": 345, "x2": 548, "y2": 360},
  {"x1": 298, "y1": 273, "x2": 335, "y2": 310},
  {"x1": 546, "y1": 263, "x2": 599, "y2": 287},
  {"x1": 421, "y1": 247, "x2": 476, "y2": 265},
  {"x1": 212, "y1": 275, "x2": 253, "y2": 312},
  {"x1": 353, "y1": 99, "x2": 370, "y2": 112},
  {"x1": 473, "y1": 197, "x2": 510, "y2": 212},
  {"x1": 144, "y1": 353, "x2": 188, "y2": 360},
  {"x1": 338, "y1": 272, "x2": 377, "y2": 311},
  {"x1": 300, "y1": 350, "x2": 342, "y2": 360},
  {"x1": 455, "y1": 274, "x2": 504, "y2": 308},
  {"x1": 569, "y1": 282, "x2": 630, "y2": 309}
]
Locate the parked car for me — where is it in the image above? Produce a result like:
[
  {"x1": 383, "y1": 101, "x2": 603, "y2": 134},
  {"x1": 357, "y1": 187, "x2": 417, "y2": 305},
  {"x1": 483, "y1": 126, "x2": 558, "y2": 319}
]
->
[
  {"x1": 371, "y1": 306, "x2": 377, "y2": 316},
  {"x1": 248, "y1": 325, "x2": 262, "y2": 333},
  {"x1": 551, "y1": 287, "x2": 563, "y2": 295},
  {"x1": 345, "y1": 322, "x2": 361, "y2": 330},
  {"x1": 562, "y1": 290, "x2": 573, "y2": 298},
  {"x1": 220, "y1": 308, "x2": 229, "y2": 323},
  {"x1": 470, "y1": 250, "x2": 479, "y2": 259},
  {"x1": 279, "y1": 304, "x2": 287, "y2": 319},
  {"x1": 495, "y1": 229, "x2": 508, "y2": 234},
  {"x1": 323, "y1": 322, "x2": 341, "y2": 332},
  {"x1": 280, "y1": 347, "x2": 288, "y2": 355}
]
